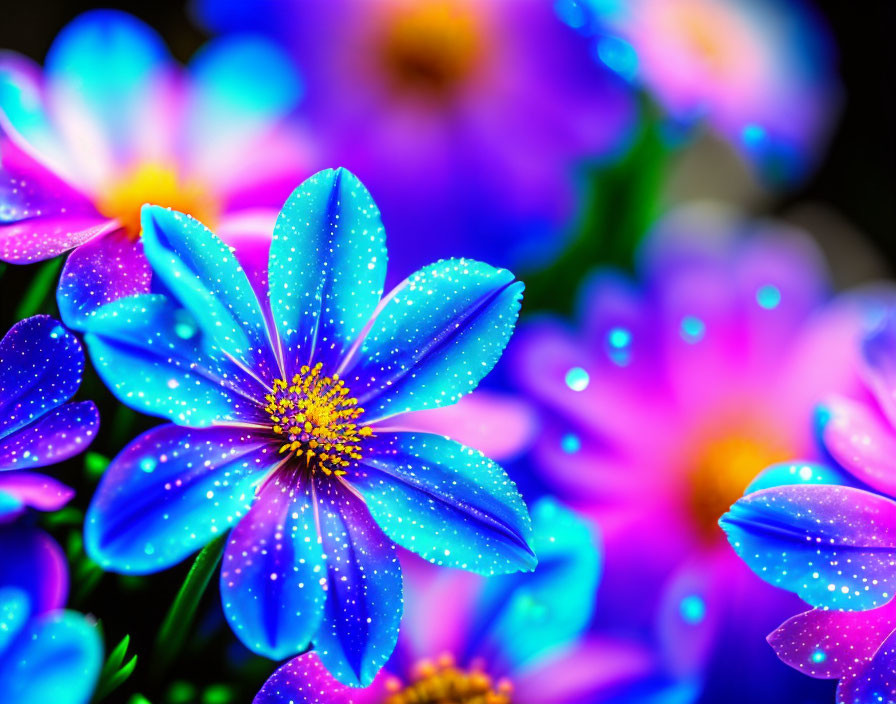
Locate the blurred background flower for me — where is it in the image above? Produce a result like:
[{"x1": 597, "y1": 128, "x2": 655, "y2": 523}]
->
[
  {"x1": 193, "y1": 0, "x2": 638, "y2": 282},
  {"x1": 0, "y1": 10, "x2": 308, "y2": 327}
]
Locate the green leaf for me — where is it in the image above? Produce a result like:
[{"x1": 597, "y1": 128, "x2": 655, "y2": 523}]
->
[
  {"x1": 85, "y1": 452, "x2": 111, "y2": 481},
  {"x1": 43, "y1": 506, "x2": 84, "y2": 528},
  {"x1": 92, "y1": 636, "x2": 138, "y2": 702},
  {"x1": 127, "y1": 695, "x2": 152, "y2": 704},
  {"x1": 202, "y1": 684, "x2": 234, "y2": 704},
  {"x1": 151, "y1": 534, "x2": 227, "y2": 676},
  {"x1": 15, "y1": 256, "x2": 64, "y2": 319},
  {"x1": 522, "y1": 99, "x2": 671, "y2": 315}
]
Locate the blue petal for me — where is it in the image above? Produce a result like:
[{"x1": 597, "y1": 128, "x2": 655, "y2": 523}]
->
[
  {"x1": 346, "y1": 260, "x2": 523, "y2": 422},
  {"x1": 353, "y1": 432, "x2": 535, "y2": 575},
  {"x1": 0, "y1": 608, "x2": 102, "y2": 704},
  {"x1": 0, "y1": 316, "x2": 84, "y2": 439},
  {"x1": 185, "y1": 35, "x2": 302, "y2": 166},
  {"x1": 220, "y1": 475, "x2": 325, "y2": 660},
  {"x1": 44, "y1": 9, "x2": 171, "y2": 165},
  {"x1": 269, "y1": 169, "x2": 387, "y2": 372},
  {"x1": 83, "y1": 294, "x2": 261, "y2": 426},
  {"x1": 0, "y1": 588, "x2": 30, "y2": 655},
  {"x1": 313, "y1": 481, "x2": 402, "y2": 687},
  {"x1": 744, "y1": 461, "x2": 852, "y2": 494},
  {"x1": 0, "y1": 401, "x2": 98, "y2": 471},
  {"x1": 141, "y1": 206, "x2": 278, "y2": 380},
  {"x1": 0, "y1": 525, "x2": 68, "y2": 614},
  {"x1": 86, "y1": 424, "x2": 272, "y2": 574},
  {"x1": 720, "y1": 485, "x2": 896, "y2": 610},
  {"x1": 469, "y1": 498, "x2": 601, "y2": 670}
]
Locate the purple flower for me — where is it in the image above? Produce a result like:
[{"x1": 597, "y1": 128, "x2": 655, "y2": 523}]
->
[
  {"x1": 505, "y1": 205, "x2": 874, "y2": 700},
  {"x1": 0, "y1": 10, "x2": 309, "y2": 327},
  {"x1": 195, "y1": 0, "x2": 637, "y2": 281},
  {"x1": 82, "y1": 168, "x2": 534, "y2": 686},
  {"x1": 721, "y1": 306, "x2": 896, "y2": 704}
]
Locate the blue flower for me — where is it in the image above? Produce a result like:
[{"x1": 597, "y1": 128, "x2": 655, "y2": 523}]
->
[{"x1": 82, "y1": 168, "x2": 535, "y2": 686}]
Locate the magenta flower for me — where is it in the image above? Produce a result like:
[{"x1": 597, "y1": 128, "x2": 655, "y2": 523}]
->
[
  {"x1": 0, "y1": 10, "x2": 308, "y2": 327},
  {"x1": 506, "y1": 205, "x2": 874, "y2": 700},
  {"x1": 254, "y1": 499, "x2": 655, "y2": 704},
  {"x1": 721, "y1": 307, "x2": 896, "y2": 704},
  {"x1": 195, "y1": 0, "x2": 637, "y2": 281},
  {"x1": 578, "y1": 0, "x2": 839, "y2": 183}
]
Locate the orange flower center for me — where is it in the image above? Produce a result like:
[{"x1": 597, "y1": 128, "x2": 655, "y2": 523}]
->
[
  {"x1": 264, "y1": 363, "x2": 372, "y2": 476},
  {"x1": 384, "y1": 655, "x2": 512, "y2": 704},
  {"x1": 686, "y1": 423, "x2": 792, "y2": 542},
  {"x1": 96, "y1": 163, "x2": 219, "y2": 239},
  {"x1": 376, "y1": 1, "x2": 484, "y2": 101}
]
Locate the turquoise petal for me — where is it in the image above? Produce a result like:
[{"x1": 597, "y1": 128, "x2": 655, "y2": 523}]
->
[
  {"x1": 472, "y1": 498, "x2": 601, "y2": 670},
  {"x1": 354, "y1": 432, "x2": 535, "y2": 576},
  {"x1": 347, "y1": 259, "x2": 523, "y2": 422},
  {"x1": 141, "y1": 206, "x2": 278, "y2": 381},
  {"x1": 269, "y1": 169, "x2": 387, "y2": 372},
  {"x1": 0, "y1": 608, "x2": 102, "y2": 704},
  {"x1": 0, "y1": 588, "x2": 30, "y2": 655},
  {"x1": 721, "y1": 484, "x2": 896, "y2": 610},
  {"x1": 313, "y1": 481, "x2": 402, "y2": 687},
  {"x1": 83, "y1": 294, "x2": 261, "y2": 426},
  {"x1": 86, "y1": 424, "x2": 272, "y2": 574},
  {"x1": 744, "y1": 461, "x2": 852, "y2": 494}
]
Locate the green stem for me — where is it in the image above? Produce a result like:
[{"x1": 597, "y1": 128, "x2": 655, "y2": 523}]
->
[
  {"x1": 151, "y1": 534, "x2": 227, "y2": 677},
  {"x1": 15, "y1": 256, "x2": 63, "y2": 319}
]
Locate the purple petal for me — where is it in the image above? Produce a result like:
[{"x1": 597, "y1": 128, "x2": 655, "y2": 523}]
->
[
  {"x1": 57, "y1": 228, "x2": 151, "y2": 329},
  {"x1": 721, "y1": 485, "x2": 896, "y2": 609},
  {"x1": 0, "y1": 316, "x2": 85, "y2": 439},
  {"x1": 0, "y1": 472, "x2": 73, "y2": 513},
  {"x1": 253, "y1": 652, "x2": 388, "y2": 704},
  {"x1": 768, "y1": 600, "x2": 896, "y2": 681},
  {"x1": 86, "y1": 424, "x2": 273, "y2": 574},
  {"x1": 838, "y1": 627, "x2": 896, "y2": 704},
  {"x1": 220, "y1": 474, "x2": 325, "y2": 660},
  {"x1": 863, "y1": 310, "x2": 896, "y2": 429},
  {"x1": 0, "y1": 137, "x2": 111, "y2": 264},
  {"x1": 820, "y1": 395, "x2": 896, "y2": 498},
  {"x1": 0, "y1": 400, "x2": 98, "y2": 471},
  {"x1": 313, "y1": 480, "x2": 402, "y2": 687},
  {"x1": 0, "y1": 524, "x2": 67, "y2": 614}
]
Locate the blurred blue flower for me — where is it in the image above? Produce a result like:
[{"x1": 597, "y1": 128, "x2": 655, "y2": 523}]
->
[
  {"x1": 254, "y1": 499, "x2": 655, "y2": 704},
  {"x1": 81, "y1": 168, "x2": 535, "y2": 686}
]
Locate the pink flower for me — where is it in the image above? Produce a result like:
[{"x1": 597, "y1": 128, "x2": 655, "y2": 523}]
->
[{"x1": 0, "y1": 10, "x2": 310, "y2": 327}]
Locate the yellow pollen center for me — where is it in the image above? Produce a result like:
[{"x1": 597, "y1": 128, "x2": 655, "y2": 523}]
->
[
  {"x1": 264, "y1": 362, "x2": 372, "y2": 476},
  {"x1": 377, "y1": 1, "x2": 484, "y2": 100},
  {"x1": 686, "y1": 426, "x2": 792, "y2": 542},
  {"x1": 384, "y1": 655, "x2": 512, "y2": 704},
  {"x1": 96, "y1": 163, "x2": 219, "y2": 239}
]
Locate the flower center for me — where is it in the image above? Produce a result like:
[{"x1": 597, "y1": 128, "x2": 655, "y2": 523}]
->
[
  {"x1": 376, "y1": 1, "x2": 484, "y2": 101},
  {"x1": 384, "y1": 656, "x2": 512, "y2": 704},
  {"x1": 96, "y1": 163, "x2": 219, "y2": 239},
  {"x1": 264, "y1": 362, "x2": 372, "y2": 476},
  {"x1": 686, "y1": 425, "x2": 792, "y2": 542}
]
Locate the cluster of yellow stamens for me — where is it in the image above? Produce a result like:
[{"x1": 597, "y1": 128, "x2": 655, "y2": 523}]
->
[
  {"x1": 264, "y1": 362, "x2": 372, "y2": 476},
  {"x1": 384, "y1": 654, "x2": 512, "y2": 704}
]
